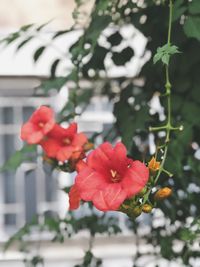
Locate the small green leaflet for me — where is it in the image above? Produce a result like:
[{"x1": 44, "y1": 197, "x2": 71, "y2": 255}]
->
[{"x1": 153, "y1": 44, "x2": 180, "y2": 65}]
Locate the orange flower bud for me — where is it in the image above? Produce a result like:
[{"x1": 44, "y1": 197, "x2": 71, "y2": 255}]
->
[
  {"x1": 148, "y1": 157, "x2": 160, "y2": 173},
  {"x1": 84, "y1": 142, "x2": 94, "y2": 152},
  {"x1": 154, "y1": 187, "x2": 172, "y2": 201},
  {"x1": 142, "y1": 204, "x2": 153, "y2": 213}
]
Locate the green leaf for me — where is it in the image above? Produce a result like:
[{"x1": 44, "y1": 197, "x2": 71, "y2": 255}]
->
[
  {"x1": 161, "y1": 53, "x2": 170, "y2": 65},
  {"x1": 53, "y1": 30, "x2": 70, "y2": 39},
  {"x1": 33, "y1": 46, "x2": 46, "y2": 62},
  {"x1": 153, "y1": 44, "x2": 180, "y2": 65},
  {"x1": 16, "y1": 36, "x2": 33, "y2": 51},
  {"x1": 184, "y1": 16, "x2": 200, "y2": 41},
  {"x1": 0, "y1": 145, "x2": 36, "y2": 172},
  {"x1": 1, "y1": 32, "x2": 20, "y2": 45},
  {"x1": 39, "y1": 77, "x2": 67, "y2": 93},
  {"x1": 36, "y1": 20, "x2": 52, "y2": 31},
  {"x1": 50, "y1": 59, "x2": 60, "y2": 78},
  {"x1": 153, "y1": 53, "x2": 162, "y2": 64},
  {"x1": 180, "y1": 228, "x2": 196, "y2": 242},
  {"x1": 20, "y1": 24, "x2": 34, "y2": 31}
]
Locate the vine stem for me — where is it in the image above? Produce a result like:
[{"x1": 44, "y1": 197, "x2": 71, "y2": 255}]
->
[
  {"x1": 153, "y1": 0, "x2": 173, "y2": 184},
  {"x1": 141, "y1": 0, "x2": 174, "y2": 207}
]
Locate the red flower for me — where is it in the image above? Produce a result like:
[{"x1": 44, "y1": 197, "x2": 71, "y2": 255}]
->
[
  {"x1": 75, "y1": 142, "x2": 149, "y2": 211},
  {"x1": 41, "y1": 123, "x2": 88, "y2": 162},
  {"x1": 69, "y1": 184, "x2": 81, "y2": 210},
  {"x1": 21, "y1": 106, "x2": 55, "y2": 144}
]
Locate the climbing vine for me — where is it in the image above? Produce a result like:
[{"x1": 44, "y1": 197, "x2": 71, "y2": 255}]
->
[{"x1": 1, "y1": 0, "x2": 200, "y2": 266}]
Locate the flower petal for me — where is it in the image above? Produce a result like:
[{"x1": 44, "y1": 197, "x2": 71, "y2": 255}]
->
[
  {"x1": 131, "y1": 160, "x2": 149, "y2": 184},
  {"x1": 56, "y1": 146, "x2": 74, "y2": 161},
  {"x1": 41, "y1": 138, "x2": 61, "y2": 158},
  {"x1": 112, "y1": 142, "x2": 128, "y2": 172},
  {"x1": 87, "y1": 143, "x2": 112, "y2": 174},
  {"x1": 92, "y1": 184, "x2": 126, "y2": 211},
  {"x1": 69, "y1": 185, "x2": 81, "y2": 210},
  {"x1": 42, "y1": 119, "x2": 55, "y2": 135},
  {"x1": 65, "y1": 123, "x2": 77, "y2": 138},
  {"x1": 21, "y1": 122, "x2": 44, "y2": 144},
  {"x1": 76, "y1": 167, "x2": 107, "y2": 201},
  {"x1": 75, "y1": 160, "x2": 87, "y2": 172},
  {"x1": 72, "y1": 133, "x2": 87, "y2": 147},
  {"x1": 30, "y1": 106, "x2": 54, "y2": 124},
  {"x1": 122, "y1": 161, "x2": 149, "y2": 197}
]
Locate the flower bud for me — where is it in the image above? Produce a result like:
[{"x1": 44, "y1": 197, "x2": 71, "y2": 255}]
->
[
  {"x1": 142, "y1": 204, "x2": 153, "y2": 213},
  {"x1": 132, "y1": 207, "x2": 142, "y2": 217},
  {"x1": 138, "y1": 187, "x2": 147, "y2": 197},
  {"x1": 84, "y1": 142, "x2": 94, "y2": 152},
  {"x1": 148, "y1": 157, "x2": 160, "y2": 174},
  {"x1": 154, "y1": 187, "x2": 172, "y2": 201}
]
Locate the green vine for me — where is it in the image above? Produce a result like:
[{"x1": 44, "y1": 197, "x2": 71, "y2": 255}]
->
[{"x1": 150, "y1": 0, "x2": 182, "y2": 185}]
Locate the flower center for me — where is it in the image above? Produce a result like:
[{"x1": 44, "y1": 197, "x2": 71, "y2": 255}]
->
[
  {"x1": 63, "y1": 138, "x2": 71, "y2": 145},
  {"x1": 110, "y1": 169, "x2": 121, "y2": 183},
  {"x1": 38, "y1": 122, "x2": 44, "y2": 128}
]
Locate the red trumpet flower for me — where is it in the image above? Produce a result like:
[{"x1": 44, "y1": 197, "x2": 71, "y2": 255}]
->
[
  {"x1": 41, "y1": 123, "x2": 88, "y2": 162},
  {"x1": 21, "y1": 106, "x2": 55, "y2": 144},
  {"x1": 74, "y1": 142, "x2": 149, "y2": 211}
]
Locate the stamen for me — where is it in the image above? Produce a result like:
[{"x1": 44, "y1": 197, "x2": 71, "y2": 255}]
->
[
  {"x1": 63, "y1": 138, "x2": 71, "y2": 145},
  {"x1": 38, "y1": 122, "x2": 44, "y2": 128},
  {"x1": 110, "y1": 169, "x2": 121, "y2": 183},
  {"x1": 110, "y1": 169, "x2": 117, "y2": 178}
]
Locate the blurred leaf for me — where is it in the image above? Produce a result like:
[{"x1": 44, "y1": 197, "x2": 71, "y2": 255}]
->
[
  {"x1": 188, "y1": 0, "x2": 200, "y2": 15},
  {"x1": 0, "y1": 145, "x2": 36, "y2": 172},
  {"x1": 172, "y1": 0, "x2": 187, "y2": 21},
  {"x1": 184, "y1": 16, "x2": 200, "y2": 41},
  {"x1": 16, "y1": 36, "x2": 33, "y2": 51},
  {"x1": 50, "y1": 59, "x2": 60, "y2": 78},
  {"x1": 20, "y1": 24, "x2": 34, "y2": 31},
  {"x1": 39, "y1": 77, "x2": 67, "y2": 93},
  {"x1": 36, "y1": 20, "x2": 52, "y2": 31},
  {"x1": 33, "y1": 46, "x2": 46, "y2": 62},
  {"x1": 53, "y1": 30, "x2": 71, "y2": 39}
]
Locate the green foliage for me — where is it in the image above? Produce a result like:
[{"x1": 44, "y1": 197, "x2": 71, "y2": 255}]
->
[
  {"x1": 74, "y1": 251, "x2": 102, "y2": 267},
  {"x1": 0, "y1": 145, "x2": 36, "y2": 172},
  {"x1": 153, "y1": 43, "x2": 180, "y2": 65},
  {"x1": 33, "y1": 46, "x2": 46, "y2": 62},
  {"x1": 184, "y1": 16, "x2": 200, "y2": 41}
]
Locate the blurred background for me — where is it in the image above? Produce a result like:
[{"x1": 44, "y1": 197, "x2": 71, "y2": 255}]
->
[{"x1": 0, "y1": 1, "x2": 147, "y2": 267}]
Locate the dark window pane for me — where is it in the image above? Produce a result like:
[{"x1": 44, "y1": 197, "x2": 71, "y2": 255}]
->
[
  {"x1": 22, "y1": 107, "x2": 35, "y2": 122},
  {"x1": 3, "y1": 134, "x2": 15, "y2": 160},
  {"x1": 25, "y1": 171, "x2": 37, "y2": 223},
  {"x1": 45, "y1": 173, "x2": 57, "y2": 202},
  {"x1": 2, "y1": 107, "x2": 13, "y2": 124},
  {"x1": 4, "y1": 172, "x2": 16, "y2": 203},
  {"x1": 4, "y1": 214, "x2": 16, "y2": 226}
]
